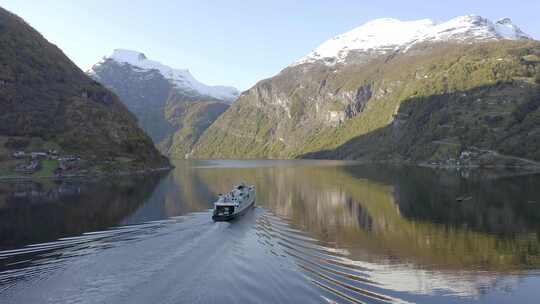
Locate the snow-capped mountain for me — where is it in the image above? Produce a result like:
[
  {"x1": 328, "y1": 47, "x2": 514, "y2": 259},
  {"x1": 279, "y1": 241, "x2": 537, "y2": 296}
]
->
[
  {"x1": 294, "y1": 15, "x2": 530, "y2": 65},
  {"x1": 90, "y1": 49, "x2": 239, "y2": 102},
  {"x1": 192, "y1": 14, "x2": 539, "y2": 161},
  {"x1": 88, "y1": 49, "x2": 237, "y2": 159}
]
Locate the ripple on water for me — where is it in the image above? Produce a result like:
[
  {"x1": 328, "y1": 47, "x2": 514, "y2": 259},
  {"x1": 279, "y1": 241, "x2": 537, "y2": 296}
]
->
[
  {"x1": 1, "y1": 208, "x2": 410, "y2": 304},
  {"x1": 255, "y1": 210, "x2": 410, "y2": 304}
]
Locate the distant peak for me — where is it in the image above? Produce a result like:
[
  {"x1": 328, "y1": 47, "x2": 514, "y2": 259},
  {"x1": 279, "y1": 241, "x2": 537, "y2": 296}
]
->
[
  {"x1": 493, "y1": 17, "x2": 530, "y2": 39},
  {"x1": 453, "y1": 14, "x2": 484, "y2": 20},
  {"x1": 110, "y1": 49, "x2": 147, "y2": 63},
  {"x1": 364, "y1": 17, "x2": 434, "y2": 25},
  {"x1": 496, "y1": 17, "x2": 513, "y2": 25},
  {"x1": 92, "y1": 49, "x2": 240, "y2": 102},
  {"x1": 293, "y1": 14, "x2": 531, "y2": 66},
  {"x1": 362, "y1": 18, "x2": 408, "y2": 25}
]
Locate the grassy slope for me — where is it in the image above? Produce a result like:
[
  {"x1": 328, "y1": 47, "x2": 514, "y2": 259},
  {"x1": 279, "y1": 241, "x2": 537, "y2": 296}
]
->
[
  {"x1": 159, "y1": 101, "x2": 229, "y2": 158},
  {"x1": 192, "y1": 41, "x2": 540, "y2": 161},
  {"x1": 0, "y1": 7, "x2": 167, "y2": 168},
  {"x1": 32, "y1": 160, "x2": 59, "y2": 177}
]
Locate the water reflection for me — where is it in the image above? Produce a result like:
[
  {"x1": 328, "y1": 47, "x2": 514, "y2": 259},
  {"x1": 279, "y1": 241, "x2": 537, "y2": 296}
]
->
[
  {"x1": 0, "y1": 174, "x2": 165, "y2": 250},
  {"x1": 1, "y1": 161, "x2": 540, "y2": 303},
  {"x1": 121, "y1": 169, "x2": 209, "y2": 224},
  {"x1": 191, "y1": 161, "x2": 540, "y2": 301},
  {"x1": 346, "y1": 166, "x2": 540, "y2": 236},
  {"x1": 192, "y1": 162, "x2": 540, "y2": 272}
]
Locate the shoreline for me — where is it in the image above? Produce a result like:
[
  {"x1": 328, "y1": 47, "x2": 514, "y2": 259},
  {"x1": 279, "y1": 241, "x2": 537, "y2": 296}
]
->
[
  {"x1": 187, "y1": 158, "x2": 540, "y2": 174},
  {"x1": 0, "y1": 166, "x2": 173, "y2": 182},
  {"x1": 3, "y1": 157, "x2": 540, "y2": 182}
]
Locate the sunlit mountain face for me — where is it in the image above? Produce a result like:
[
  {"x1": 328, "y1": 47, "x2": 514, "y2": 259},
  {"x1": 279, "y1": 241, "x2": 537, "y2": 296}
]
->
[{"x1": 191, "y1": 16, "x2": 539, "y2": 166}]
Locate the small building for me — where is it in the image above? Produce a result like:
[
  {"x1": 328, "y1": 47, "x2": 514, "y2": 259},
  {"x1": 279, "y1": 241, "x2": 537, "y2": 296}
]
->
[
  {"x1": 14, "y1": 160, "x2": 40, "y2": 174},
  {"x1": 460, "y1": 151, "x2": 472, "y2": 159},
  {"x1": 31, "y1": 152, "x2": 48, "y2": 159},
  {"x1": 12, "y1": 151, "x2": 26, "y2": 158},
  {"x1": 54, "y1": 167, "x2": 63, "y2": 177}
]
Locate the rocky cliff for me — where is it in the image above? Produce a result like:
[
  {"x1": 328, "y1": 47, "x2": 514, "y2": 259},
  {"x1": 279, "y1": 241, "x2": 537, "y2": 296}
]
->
[{"x1": 192, "y1": 16, "x2": 540, "y2": 166}]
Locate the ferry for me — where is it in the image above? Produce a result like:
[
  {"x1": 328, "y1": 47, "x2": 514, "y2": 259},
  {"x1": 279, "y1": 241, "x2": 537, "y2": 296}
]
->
[{"x1": 212, "y1": 183, "x2": 255, "y2": 221}]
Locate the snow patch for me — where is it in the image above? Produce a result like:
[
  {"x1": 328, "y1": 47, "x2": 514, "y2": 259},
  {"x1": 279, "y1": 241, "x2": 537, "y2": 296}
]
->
[
  {"x1": 93, "y1": 49, "x2": 239, "y2": 102},
  {"x1": 294, "y1": 15, "x2": 531, "y2": 66}
]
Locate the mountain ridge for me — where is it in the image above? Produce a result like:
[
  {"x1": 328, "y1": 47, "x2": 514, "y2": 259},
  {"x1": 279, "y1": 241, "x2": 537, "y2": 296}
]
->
[
  {"x1": 191, "y1": 14, "x2": 540, "y2": 166},
  {"x1": 294, "y1": 15, "x2": 531, "y2": 66},
  {"x1": 88, "y1": 51, "x2": 234, "y2": 159},
  {"x1": 90, "y1": 49, "x2": 239, "y2": 102}
]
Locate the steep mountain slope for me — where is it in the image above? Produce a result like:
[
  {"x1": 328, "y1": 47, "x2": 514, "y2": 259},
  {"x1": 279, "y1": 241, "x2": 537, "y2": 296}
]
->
[
  {"x1": 192, "y1": 15, "x2": 540, "y2": 165},
  {"x1": 0, "y1": 7, "x2": 167, "y2": 169},
  {"x1": 89, "y1": 50, "x2": 238, "y2": 158}
]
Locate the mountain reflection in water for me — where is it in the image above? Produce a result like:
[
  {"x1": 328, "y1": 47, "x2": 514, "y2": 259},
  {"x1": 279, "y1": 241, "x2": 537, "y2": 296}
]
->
[{"x1": 1, "y1": 160, "x2": 540, "y2": 303}]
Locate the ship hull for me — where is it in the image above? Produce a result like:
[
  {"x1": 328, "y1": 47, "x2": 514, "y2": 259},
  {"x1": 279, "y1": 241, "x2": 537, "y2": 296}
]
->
[{"x1": 212, "y1": 196, "x2": 255, "y2": 222}]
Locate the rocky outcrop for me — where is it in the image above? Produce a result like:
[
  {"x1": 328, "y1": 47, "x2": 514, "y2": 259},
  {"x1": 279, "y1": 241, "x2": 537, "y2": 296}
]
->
[{"x1": 345, "y1": 83, "x2": 373, "y2": 118}]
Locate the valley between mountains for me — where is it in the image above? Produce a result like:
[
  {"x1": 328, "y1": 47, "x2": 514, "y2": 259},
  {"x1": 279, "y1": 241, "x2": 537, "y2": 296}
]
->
[
  {"x1": 1, "y1": 8, "x2": 540, "y2": 178},
  {"x1": 90, "y1": 15, "x2": 540, "y2": 169}
]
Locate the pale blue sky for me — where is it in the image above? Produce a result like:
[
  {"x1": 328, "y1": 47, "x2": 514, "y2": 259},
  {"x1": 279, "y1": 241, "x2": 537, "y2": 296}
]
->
[{"x1": 2, "y1": 0, "x2": 539, "y2": 90}]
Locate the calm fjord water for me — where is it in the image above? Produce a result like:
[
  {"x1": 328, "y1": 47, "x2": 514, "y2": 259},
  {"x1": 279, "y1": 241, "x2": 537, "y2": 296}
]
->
[{"x1": 1, "y1": 160, "x2": 540, "y2": 303}]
